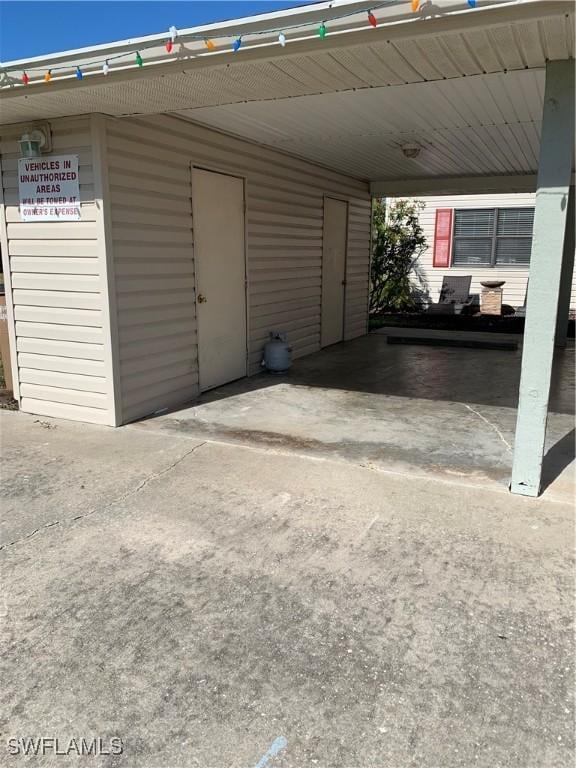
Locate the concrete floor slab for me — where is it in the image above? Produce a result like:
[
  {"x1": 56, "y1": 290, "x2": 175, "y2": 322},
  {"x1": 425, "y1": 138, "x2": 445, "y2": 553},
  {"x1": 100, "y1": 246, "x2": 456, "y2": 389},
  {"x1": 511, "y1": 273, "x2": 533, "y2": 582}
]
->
[
  {"x1": 134, "y1": 335, "x2": 575, "y2": 502},
  {"x1": 0, "y1": 410, "x2": 574, "y2": 768}
]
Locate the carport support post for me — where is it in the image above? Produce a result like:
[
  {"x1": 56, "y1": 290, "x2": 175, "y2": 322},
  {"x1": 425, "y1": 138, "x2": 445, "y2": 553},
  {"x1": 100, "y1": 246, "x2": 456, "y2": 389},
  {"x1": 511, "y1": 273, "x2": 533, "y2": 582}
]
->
[
  {"x1": 554, "y1": 184, "x2": 575, "y2": 348},
  {"x1": 510, "y1": 59, "x2": 575, "y2": 497}
]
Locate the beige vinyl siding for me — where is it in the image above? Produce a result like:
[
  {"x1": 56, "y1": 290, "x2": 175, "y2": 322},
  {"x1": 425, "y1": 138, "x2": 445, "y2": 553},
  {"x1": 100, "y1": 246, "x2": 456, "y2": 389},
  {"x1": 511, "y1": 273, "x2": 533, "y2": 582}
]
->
[
  {"x1": 105, "y1": 114, "x2": 371, "y2": 424},
  {"x1": 404, "y1": 193, "x2": 576, "y2": 308},
  {"x1": 0, "y1": 117, "x2": 116, "y2": 425}
]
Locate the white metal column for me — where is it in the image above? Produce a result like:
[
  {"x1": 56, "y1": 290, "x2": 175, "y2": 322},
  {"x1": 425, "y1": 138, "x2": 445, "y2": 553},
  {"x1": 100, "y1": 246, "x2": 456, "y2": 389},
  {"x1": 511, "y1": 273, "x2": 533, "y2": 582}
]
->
[
  {"x1": 555, "y1": 184, "x2": 575, "y2": 348},
  {"x1": 510, "y1": 60, "x2": 575, "y2": 497}
]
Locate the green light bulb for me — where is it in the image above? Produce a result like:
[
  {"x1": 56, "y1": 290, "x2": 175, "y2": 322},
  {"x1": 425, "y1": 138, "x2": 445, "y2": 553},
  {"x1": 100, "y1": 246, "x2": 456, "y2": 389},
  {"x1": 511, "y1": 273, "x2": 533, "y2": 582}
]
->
[
  {"x1": 318, "y1": 22, "x2": 327, "y2": 39},
  {"x1": 136, "y1": 52, "x2": 143, "y2": 67}
]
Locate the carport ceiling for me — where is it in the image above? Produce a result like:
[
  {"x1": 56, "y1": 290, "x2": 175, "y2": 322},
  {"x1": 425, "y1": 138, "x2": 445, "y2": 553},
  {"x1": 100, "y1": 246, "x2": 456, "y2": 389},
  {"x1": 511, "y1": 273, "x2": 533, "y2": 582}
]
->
[
  {"x1": 0, "y1": 0, "x2": 573, "y2": 185},
  {"x1": 179, "y1": 69, "x2": 545, "y2": 180}
]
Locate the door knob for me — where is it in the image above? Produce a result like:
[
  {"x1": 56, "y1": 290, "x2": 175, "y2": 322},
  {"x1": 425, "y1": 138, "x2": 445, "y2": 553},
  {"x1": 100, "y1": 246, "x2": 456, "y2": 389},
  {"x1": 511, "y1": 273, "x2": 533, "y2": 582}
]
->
[{"x1": 198, "y1": 294, "x2": 207, "y2": 303}]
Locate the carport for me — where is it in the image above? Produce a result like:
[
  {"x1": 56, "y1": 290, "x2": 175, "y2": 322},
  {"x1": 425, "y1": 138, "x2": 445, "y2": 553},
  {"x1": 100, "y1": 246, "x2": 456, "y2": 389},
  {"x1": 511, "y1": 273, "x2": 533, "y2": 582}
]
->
[
  {"x1": 0, "y1": 0, "x2": 574, "y2": 497},
  {"x1": 134, "y1": 329, "x2": 575, "y2": 504}
]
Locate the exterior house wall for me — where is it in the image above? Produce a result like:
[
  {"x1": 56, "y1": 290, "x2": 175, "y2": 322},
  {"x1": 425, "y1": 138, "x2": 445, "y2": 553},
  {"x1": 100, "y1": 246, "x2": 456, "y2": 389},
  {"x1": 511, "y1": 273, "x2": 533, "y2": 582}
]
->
[
  {"x1": 0, "y1": 116, "x2": 117, "y2": 425},
  {"x1": 104, "y1": 114, "x2": 371, "y2": 424},
  {"x1": 402, "y1": 193, "x2": 576, "y2": 309},
  {"x1": 0, "y1": 114, "x2": 371, "y2": 427}
]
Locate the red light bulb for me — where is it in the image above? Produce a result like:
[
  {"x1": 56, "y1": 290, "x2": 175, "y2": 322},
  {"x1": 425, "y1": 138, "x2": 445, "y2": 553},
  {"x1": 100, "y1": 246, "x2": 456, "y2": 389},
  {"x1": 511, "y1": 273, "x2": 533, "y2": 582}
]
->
[
  {"x1": 165, "y1": 40, "x2": 173, "y2": 53},
  {"x1": 368, "y1": 11, "x2": 377, "y2": 27}
]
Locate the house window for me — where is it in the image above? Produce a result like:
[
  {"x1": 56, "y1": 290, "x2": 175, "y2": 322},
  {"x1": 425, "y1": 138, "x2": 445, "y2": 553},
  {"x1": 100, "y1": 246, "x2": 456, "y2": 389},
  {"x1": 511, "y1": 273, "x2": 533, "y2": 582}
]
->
[{"x1": 452, "y1": 207, "x2": 534, "y2": 267}]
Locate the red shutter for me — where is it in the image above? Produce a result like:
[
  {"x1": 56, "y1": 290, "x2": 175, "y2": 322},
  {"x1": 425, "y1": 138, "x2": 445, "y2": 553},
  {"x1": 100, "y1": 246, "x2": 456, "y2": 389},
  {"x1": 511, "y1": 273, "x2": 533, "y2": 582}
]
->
[{"x1": 433, "y1": 208, "x2": 453, "y2": 267}]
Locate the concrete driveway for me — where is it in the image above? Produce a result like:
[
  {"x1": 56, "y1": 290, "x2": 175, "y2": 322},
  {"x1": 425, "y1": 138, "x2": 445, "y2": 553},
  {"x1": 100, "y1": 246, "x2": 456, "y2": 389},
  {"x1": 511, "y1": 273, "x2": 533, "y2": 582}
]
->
[
  {"x1": 1, "y1": 409, "x2": 574, "y2": 768},
  {"x1": 134, "y1": 334, "x2": 576, "y2": 503}
]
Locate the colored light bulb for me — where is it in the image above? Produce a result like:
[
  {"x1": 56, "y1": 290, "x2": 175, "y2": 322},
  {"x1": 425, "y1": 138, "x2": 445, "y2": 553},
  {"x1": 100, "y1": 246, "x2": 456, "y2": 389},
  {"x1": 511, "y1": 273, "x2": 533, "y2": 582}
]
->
[
  {"x1": 22, "y1": 71, "x2": 29, "y2": 85},
  {"x1": 165, "y1": 40, "x2": 173, "y2": 53},
  {"x1": 368, "y1": 11, "x2": 377, "y2": 27},
  {"x1": 411, "y1": 0, "x2": 420, "y2": 11},
  {"x1": 76, "y1": 66, "x2": 83, "y2": 80},
  {"x1": 136, "y1": 51, "x2": 143, "y2": 67},
  {"x1": 278, "y1": 32, "x2": 286, "y2": 47},
  {"x1": 44, "y1": 70, "x2": 52, "y2": 83},
  {"x1": 232, "y1": 37, "x2": 242, "y2": 52},
  {"x1": 467, "y1": 0, "x2": 476, "y2": 6},
  {"x1": 103, "y1": 60, "x2": 110, "y2": 75},
  {"x1": 205, "y1": 39, "x2": 216, "y2": 50},
  {"x1": 318, "y1": 21, "x2": 327, "y2": 39}
]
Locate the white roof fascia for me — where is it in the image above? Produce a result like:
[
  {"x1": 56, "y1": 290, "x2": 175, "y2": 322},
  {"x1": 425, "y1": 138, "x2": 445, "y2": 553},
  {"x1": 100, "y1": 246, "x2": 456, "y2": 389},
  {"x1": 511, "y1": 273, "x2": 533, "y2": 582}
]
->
[{"x1": 0, "y1": 0, "x2": 563, "y2": 83}]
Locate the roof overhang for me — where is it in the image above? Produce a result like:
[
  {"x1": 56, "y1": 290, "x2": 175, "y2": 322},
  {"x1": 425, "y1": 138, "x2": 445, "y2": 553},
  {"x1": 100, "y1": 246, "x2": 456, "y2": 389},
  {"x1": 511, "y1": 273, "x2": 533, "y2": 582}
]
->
[{"x1": 1, "y1": 0, "x2": 573, "y2": 189}]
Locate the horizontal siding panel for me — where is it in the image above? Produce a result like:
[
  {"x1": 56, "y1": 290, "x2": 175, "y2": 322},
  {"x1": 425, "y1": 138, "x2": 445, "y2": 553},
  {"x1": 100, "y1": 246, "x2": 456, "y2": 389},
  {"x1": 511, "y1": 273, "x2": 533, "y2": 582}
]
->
[
  {"x1": 19, "y1": 368, "x2": 108, "y2": 393},
  {"x1": 251, "y1": 273, "x2": 322, "y2": 289},
  {"x1": 110, "y1": 208, "x2": 192, "y2": 229},
  {"x1": 19, "y1": 398, "x2": 111, "y2": 425},
  {"x1": 113, "y1": 243, "x2": 193, "y2": 261},
  {"x1": 250, "y1": 286, "x2": 320, "y2": 307},
  {"x1": 108, "y1": 171, "x2": 188, "y2": 199},
  {"x1": 119, "y1": 335, "x2": 197, "y2": 362},
  {"x1": 122, "y1": 360, "x2": 197, "y2": 392},
  {"x1": 14, "y1": 306, "x2": 102, "y2": 327},
  {"x1": 252, "y1": 313, "x2": 320, "y2": 336},
  {"x1": 108, "y1": 187, "x2": 192, "y2": 215},
  {"x1": 18, "y1": 353, "x2": 105, "y2": 376},
  {"x1": 121, "y1": 346, "x2": 197, "y2": 377},
  {"x1": 118, "y1": 319, "x2": 196, "y2": 344},
  {"x1": 13, "y1": 289, "x2": 102, "y2": 310},
  {"x1": 118, "y1": 304, "x2": 195, "y2": 328},
  {"x1": 7, "y1": 222, "x2": 98, "y2": 240},
  {"x1": 15, "y1": 321, "x2": 104, "y2": 344},
  {"x1": 115, "y1": 259, "x2": 193, "y2": 277},
  {"x1": 121, "y1": 385, "x2": 199, "y2": 424},
  {"x1": 251, "y1": 295, "x2": 319, "y2": 319},
  {"x1": 20, "y1": 383, "x2": 108, "y2": 409},
  {"x1": 9, "y1": 240, "x2": 99, "y2": 257},
  {"x1": 10, "y1": 257, "x2": 100, "y2": 275},
  {"x1": 117, "y1": 290, "x2": 194, "y2": 310},
  {"x1": 121, "y1": 373, "x2": 199, "y2": 406},
  {"x1": 16, "y1": 337, "x2": 105, "y2": 360},
  {"x1": 10, "y1": 273, "x2": 101, "y2": 292},
  {"x1": 111, "y1": 225, "x2": 192, "y2": 245},
  {"x1": 115, "y1": 276, "x2": 195, "y2": 293}
]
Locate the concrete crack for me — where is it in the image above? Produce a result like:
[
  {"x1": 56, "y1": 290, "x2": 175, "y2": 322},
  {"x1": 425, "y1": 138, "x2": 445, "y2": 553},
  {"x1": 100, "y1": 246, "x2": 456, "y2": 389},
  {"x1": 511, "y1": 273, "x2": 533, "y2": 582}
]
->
[
  {"x1": 0, "y1": 441, "x2": 207, "y2": 552},
  {"x1": 464, "y1": 405, "x2": 513, "y2": 453}
]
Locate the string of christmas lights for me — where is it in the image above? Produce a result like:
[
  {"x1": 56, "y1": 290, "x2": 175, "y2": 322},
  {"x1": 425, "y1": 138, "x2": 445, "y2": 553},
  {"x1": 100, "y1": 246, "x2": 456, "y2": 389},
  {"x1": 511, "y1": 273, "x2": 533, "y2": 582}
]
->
[{"x1": 8, "y1": 0, "x2": 478, "y2": 87}]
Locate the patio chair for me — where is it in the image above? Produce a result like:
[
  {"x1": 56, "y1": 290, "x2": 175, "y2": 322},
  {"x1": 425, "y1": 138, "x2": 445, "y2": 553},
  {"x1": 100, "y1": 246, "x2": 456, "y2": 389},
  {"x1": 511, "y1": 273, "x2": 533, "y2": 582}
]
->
[
  {"x1": 426, "y1": 275, "x2": 473, "y2": 314},
  {"x1": 515, "y1": 280, "x2": 528, "y2": 317}
]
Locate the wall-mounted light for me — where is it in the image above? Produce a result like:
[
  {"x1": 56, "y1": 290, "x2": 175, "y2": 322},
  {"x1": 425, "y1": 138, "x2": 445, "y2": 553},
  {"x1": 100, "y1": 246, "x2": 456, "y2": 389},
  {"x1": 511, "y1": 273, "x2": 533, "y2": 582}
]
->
[
  {"x1": 401, "y1": 143, "x2": 422, "y2": 159},
  {"x1": 18, "y1": 124, "x2": 51, "y2": 157}
]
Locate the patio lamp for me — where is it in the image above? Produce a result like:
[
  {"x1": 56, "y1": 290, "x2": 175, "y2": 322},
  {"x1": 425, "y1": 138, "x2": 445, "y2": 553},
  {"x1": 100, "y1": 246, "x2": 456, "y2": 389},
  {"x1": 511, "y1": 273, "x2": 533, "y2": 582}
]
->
[
  {"x1": 18, "y1": 123, "x2": 51, "y2": 158},
  {"x1": 19, "y1": 130, "x2": 46, "y2": 158}
]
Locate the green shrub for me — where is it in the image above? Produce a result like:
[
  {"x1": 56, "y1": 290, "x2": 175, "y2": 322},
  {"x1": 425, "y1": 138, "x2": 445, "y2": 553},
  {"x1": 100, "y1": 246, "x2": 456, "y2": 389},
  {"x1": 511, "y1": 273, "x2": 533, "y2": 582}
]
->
[{"x1": 370, "y1": 199, "x2": 428, "y2": 314}]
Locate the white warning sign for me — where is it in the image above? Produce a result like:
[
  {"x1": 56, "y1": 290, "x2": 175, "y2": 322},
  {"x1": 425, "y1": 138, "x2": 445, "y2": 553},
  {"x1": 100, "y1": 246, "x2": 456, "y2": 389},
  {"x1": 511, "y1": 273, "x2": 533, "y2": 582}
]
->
[{"x1": 18, "y1": 155, "x2": 81, "y2": 221}]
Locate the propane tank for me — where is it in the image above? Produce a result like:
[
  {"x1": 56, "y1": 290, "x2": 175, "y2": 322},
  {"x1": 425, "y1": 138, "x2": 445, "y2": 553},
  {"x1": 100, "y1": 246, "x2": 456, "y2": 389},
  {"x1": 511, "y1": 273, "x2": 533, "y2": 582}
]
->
[{"x1": 262, "y1": 331, "x2": 292, "y2": 374}]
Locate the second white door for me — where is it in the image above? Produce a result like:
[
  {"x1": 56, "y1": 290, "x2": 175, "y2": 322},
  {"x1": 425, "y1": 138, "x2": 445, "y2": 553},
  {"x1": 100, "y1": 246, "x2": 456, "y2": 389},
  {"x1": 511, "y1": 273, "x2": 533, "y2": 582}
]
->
[
  {"x1": 321, "y1": 197, "x2": 348, "y2": 347},
  {"x1": 192, "y1": 168, "x2": 247, "y2": 391}
]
